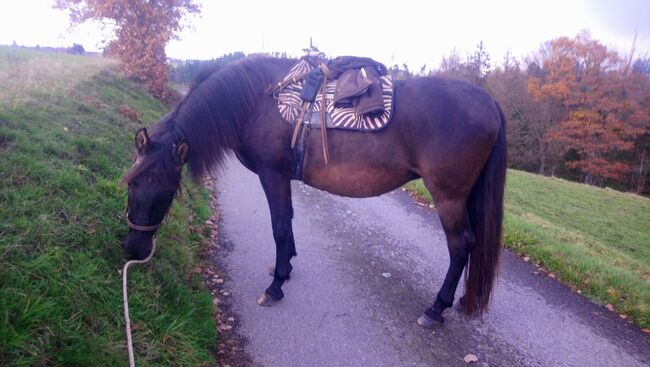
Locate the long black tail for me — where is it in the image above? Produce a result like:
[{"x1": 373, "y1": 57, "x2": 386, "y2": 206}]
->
[{"x1": 462, "y1": 102, "x2": 508, "y2": 315}]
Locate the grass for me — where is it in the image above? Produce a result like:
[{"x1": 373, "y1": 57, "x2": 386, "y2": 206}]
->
[
  {"x1": 0, "y1": 46, "x2": 216, "y2": 366},
  {"x1": 405, "y1": 170, "x2": 650, "y2": 329}
]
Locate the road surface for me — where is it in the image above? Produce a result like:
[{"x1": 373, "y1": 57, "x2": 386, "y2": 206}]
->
[{"x1": 212, "y1": 159, "x2": 649, "y2": 367}]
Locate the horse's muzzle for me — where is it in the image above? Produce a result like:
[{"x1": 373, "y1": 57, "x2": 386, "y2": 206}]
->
[{"x1": 123, "y1": 230, "x2": 154, "y2": 260}]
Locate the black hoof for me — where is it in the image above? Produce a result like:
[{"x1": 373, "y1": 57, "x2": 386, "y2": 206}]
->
[
  {"x1": 417, "y1": 312, "x2": 444, "y2": 328},
  {"x1": 256, "y1": 292, "x2": 279, "y2": 307}
]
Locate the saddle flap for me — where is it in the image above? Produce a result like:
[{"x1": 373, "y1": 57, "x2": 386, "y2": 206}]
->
[{"x1": 333, "y1": 69, "x2": 373, "y2": 107}]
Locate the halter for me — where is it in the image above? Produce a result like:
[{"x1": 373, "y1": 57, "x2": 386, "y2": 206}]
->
[{"x1": 124, "y1": 204, "x2": 167, "y2": 232}]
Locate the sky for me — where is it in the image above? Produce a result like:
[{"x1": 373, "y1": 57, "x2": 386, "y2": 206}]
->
[{"x1": 1, "y1": 0, "x2": 649, "y2": 71}]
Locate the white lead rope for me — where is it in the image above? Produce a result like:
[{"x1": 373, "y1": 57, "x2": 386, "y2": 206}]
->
[{"x1": 122, "y1": 238, "x2": 157, "y2": 367}]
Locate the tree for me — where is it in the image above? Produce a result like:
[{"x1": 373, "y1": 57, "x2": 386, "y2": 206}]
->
[
  {"x1": 623, "y1": 62, "x2": 650, "y2": 193},
  {"x1": 169, "y1": 52, "x2": 246, "y2": 85},
  {"x1": 486, "y1": 57, "x2": 564, "y2": 175},
  {"x1": 55, "y1": 0, "x2": 200, "y2": 100},
  {"x1": 466, "y1": 41, "x2": 491, "y2": 86},
  {"x1": 438, "y1": 42, "x2": 491, "y2": 86},
  {"x1": 527, "y1": 32, "x2": 645, "y2": 186}
]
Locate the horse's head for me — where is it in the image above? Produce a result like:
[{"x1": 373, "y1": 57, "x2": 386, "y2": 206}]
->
[{"x1": 122, "y1": 127, "x2": 189, "y2": 260}]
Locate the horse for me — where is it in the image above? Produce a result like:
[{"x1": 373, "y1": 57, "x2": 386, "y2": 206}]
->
[{"x1": 122, "y1": 56, "x2": 507, "y2": 326}]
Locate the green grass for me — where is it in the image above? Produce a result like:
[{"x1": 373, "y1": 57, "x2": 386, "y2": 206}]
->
[
  {"x1": 0, "y1": 46, "x2": 216, "y2": 366},
  {"x1": 405, "y1": 170, "x2": 650, "y2": 328}
]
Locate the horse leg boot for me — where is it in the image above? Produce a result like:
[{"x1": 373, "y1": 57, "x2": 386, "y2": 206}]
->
[
  {"x1": 256, "y1": 170, "x2": 295, "y2": 306},
  {"x1": 418, "y1": 199, "x2": 475, "y2": 327}
]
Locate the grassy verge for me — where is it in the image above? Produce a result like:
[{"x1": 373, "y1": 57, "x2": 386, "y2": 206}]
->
[
  {"x1": 404, "y1": 170, "x2": 650, "y2": 328},
  {"x1": 0, "y1": 47, "x2": 216, "y2": 366}
]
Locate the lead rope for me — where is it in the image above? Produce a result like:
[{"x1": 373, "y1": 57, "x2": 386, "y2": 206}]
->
[{"x1": 122, "y1": 237, "x2": 157, "y2": 367}]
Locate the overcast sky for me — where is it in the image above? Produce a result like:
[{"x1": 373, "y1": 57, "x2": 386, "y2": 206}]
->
[{"x1": 1, "y1": 0, "x2": 648, "y2": 70}]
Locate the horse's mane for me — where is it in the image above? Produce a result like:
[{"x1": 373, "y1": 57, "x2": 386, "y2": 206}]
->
[{"x1": 124, "y1": 56, "x2": 295, "y2": 183}]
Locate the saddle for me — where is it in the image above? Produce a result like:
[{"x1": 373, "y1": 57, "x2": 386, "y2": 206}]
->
[{"x1": 272, "y1": 56, "x2": 394, "y2": 177}]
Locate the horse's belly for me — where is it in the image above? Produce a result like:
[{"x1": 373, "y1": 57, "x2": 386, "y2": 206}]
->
[{"x1": 302, "y1": 163, "x2": 415, "y2": 198}]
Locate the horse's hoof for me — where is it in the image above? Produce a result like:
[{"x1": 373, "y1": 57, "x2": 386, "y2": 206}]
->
[
  {"x1": 417, "y1": 313, "x2": 443, "y2": 328},
  {"x1": 256, "y1": 292, "x2": 278, "y2": 307}
]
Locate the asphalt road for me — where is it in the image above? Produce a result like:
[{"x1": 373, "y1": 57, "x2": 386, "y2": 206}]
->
[{"x1": 212, "y1": 159, "x2": 649, "y2": 367}]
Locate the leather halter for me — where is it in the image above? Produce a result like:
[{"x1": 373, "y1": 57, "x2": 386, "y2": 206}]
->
[{"x1": 124, "y1": 204, "x2": 167, "y2": 232}]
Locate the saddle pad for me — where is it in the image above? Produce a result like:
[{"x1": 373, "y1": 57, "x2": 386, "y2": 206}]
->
[{"x1": 277, "y1": 58, "x2": 394, "y2": 131}]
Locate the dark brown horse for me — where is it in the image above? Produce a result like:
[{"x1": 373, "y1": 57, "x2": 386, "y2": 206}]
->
[{"x1": 122, "y1": 56, "x2": 507, "y2": 326}]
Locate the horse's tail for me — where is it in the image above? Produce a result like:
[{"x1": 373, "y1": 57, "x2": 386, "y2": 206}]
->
[{"x1": 462, "y1": 102, "x2": 507, "y2": 315}]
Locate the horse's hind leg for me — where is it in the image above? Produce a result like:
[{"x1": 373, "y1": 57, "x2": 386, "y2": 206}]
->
[
  {"x1": 255, "y1": 169, "x2": 296, "y2": 306},
  {"x1": 418, "y1": 197, "x2": 476, "y2": 327}
]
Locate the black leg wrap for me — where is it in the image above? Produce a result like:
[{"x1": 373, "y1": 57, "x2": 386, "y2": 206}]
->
[
  {"x1": 265, "y1": 282, "x2": 284, "y2": 301},
  {"x1": 425, "y1": 295, "x2": 453, "y2": 323}
]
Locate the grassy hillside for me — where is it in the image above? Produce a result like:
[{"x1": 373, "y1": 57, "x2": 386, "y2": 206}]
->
[
  {"x1": 0, "y1": 47, "x2": 216, "y2": 365},
  {"x1": 405, "y1": 170, "x2": 650, "y2": 328}
]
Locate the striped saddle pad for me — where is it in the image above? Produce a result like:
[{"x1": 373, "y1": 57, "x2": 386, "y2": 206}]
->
[{"x1": 277, "y1": 58, "x2": 394, "y2": 131}]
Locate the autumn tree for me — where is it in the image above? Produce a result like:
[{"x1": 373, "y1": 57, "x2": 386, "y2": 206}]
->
[
  {"x1": 486, "y1": 52, "x2": 564, "y2": 174},
  {"x1": 527, "y1": 32, "x2": 645, "y2": 186},
  {"x1": 623, "y1": 59, "x2": 650, "y2": 193},
  {"x1": 55, "y1": 0, "x2": 200, "y2": 100}
]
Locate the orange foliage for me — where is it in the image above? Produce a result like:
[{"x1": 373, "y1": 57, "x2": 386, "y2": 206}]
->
[
  {"x1": 55, "y1": 0, "x2": 200, "y2": 100},
  {"x1": 527, "y1": 32, "x2": 649, "y2": 184}
]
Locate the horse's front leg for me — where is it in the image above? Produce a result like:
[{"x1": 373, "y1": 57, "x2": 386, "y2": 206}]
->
[{"x1": 256, "y1": 169, "x2": 296, "y2": 306}]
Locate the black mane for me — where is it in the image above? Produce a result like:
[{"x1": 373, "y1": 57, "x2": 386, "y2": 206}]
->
[{"x1": 125, "y1": 56, "x2": 295, "y2": 182}]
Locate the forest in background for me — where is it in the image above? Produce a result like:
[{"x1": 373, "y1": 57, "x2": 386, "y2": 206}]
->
[{"x1": 171, "y1": 33, "x2": 650, "y2": 195}]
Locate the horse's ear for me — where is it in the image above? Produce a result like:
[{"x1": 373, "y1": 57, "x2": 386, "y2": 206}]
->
[
  {"x1": 174, "y1": 140, "x2": 189, "y2": 165},
  {"x1": 135, "y1": 128, "x2": 150, "y2": 154}
]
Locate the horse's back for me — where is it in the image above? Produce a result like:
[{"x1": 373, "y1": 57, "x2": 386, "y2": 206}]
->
[
  {"x1": 300, "y1": 76, "x2": 502, "y2": 198},
  {"x1": 395, "y1": 77, "x2": 501, "y2": 141}
]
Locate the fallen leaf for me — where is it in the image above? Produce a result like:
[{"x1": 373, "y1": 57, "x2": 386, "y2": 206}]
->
[
  {"x1": 605, "y1": 304, "x2": 615, "y2": 312},
  {"x1": 523, "y1": 256, "x2": 530, "y2": 262},
  {"x1": 131, "y1": 322, "x2": 141, "y2": 331},
  {"x1": 548, "y1": 273, "x2": 556, "y2": 279},
  {"x1": 382, "y1": 272, "x2": 392, "y2": 278},
  {"x1": 463, "y1": 354, "x2": 478, "y2": 363},
  {"x1": 619, "y1": 314, "x2": 628, "y2": 320}
]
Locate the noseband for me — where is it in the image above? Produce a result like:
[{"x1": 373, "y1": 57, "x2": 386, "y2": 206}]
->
[{"x1": 124, "y1": 204, "x2": 167, "y2": 232}]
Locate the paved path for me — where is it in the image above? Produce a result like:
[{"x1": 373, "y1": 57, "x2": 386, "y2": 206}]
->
[{"x1": 212, "y1": 160, "x2": 649, "y2": 367}]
